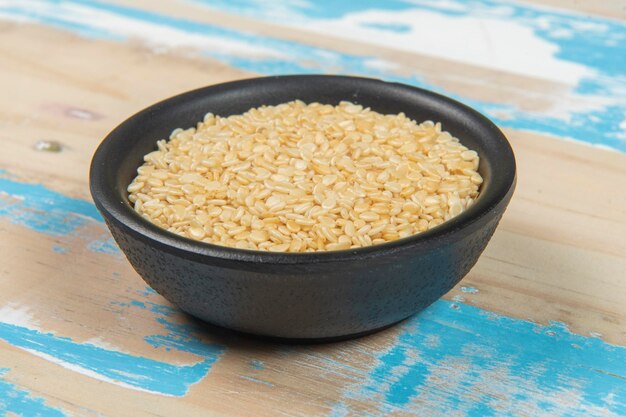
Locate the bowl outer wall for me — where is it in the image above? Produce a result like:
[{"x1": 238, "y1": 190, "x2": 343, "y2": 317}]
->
[{"x1": 90, "y1": 75, "x2": 516, "y2": 338}]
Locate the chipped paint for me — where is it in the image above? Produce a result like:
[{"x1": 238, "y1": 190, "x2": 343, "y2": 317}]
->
[
  {"x1": 0, "y1": 173, "x2": 101, "y2": 236},
  {"x1": 0, "y1": 0, "x2": 626, "y2": 151},
  {"x1": 198, "y1": 0, "x2": 626, "y2": 84},
  {"x1": 0, "y1": 172, "x2": 123, "y2": 257},
  {"x1": 330, "y1": 300, "x2": 626, "y2": 416},
  {"x1": 140, "y1": 286, "x2": 157, "y2": 296},
  {"x1": 0, "y1": 1, "x2": 624, "y2": 412},
  {"x1": 194, "y1": 0, "x2": 626, "y2": 151},
  {"x1": 87, "y1": 236, "x2": 121, "y2": 255},
  {"x1": 0, "y1": 320, "x2": 224, "y2": 396},
  {"x1": 118, "y1": 286, "x2": 625, "y2": 414},
  {"x1": 52, "y1": 244, "x2": 68, "y2": 254},
  {"x1": 0, "y1": 369, "x2": 67, "y2": 416},
  {"x1": 2, "y1": 0, "x2": 626, "y2": 149},
  {"x1": 0, "y1": 304, "x2": 40, "y2": 329},
  {"x1": 111, "y1": 299, "x2": 225, "y2": 361},
  {"x1": 460, "y1": 286, "x2": 479, "y2": 294},
  {"x1": 239, "y1": 375, "x2": 274, "y2": 387},
  {"x1": 107, "y1": 288, "x2": 626, "y2": 414},
  {"x1": 1, "y1": 167, "x2": 624, "y2": 412},
  {"x1": 327, "y1": 402, "x2": 350, "y2": 417},
  {"x1": 0, "y1": 288, "x2": 225, "y2": 397},
  {"x1": 0, "y1": 0, "x2": 348, "y2": 71}
]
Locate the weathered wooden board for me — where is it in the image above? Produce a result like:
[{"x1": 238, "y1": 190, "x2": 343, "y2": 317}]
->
[{"x1": 0, "y1": 1, "x2": 625, "y2": 416}]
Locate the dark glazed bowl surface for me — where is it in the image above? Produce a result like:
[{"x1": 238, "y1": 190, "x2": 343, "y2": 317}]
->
[{"x1": 90, "y1": 75, "x2": 516, "y2": 340}]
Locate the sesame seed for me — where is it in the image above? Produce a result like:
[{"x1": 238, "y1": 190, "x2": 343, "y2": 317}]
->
[{"x1": 128, "y1": 101, "x2": 481, "y2": 252}]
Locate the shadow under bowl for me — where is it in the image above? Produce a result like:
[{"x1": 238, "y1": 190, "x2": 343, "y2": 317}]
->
[{"x1": 89, "y1": 75, "x2": 516, "y2": 341}]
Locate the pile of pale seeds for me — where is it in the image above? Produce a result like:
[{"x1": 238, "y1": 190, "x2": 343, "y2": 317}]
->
[{"x1": 128, "y1": 101, "x2": 482, "y2": 252}]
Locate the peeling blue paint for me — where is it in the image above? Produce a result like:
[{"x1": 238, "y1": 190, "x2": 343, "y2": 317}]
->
[
  {"x1": 0, "y1": 173, "x2": 125, "y2": 256},
  {"x1": 239, "y1": 375, "x2": 274, "y2": 387},
  {"x1": 123, "y1": 299, "x2": 175, "y2": 318},
  {"x1": 114, "y1": 299, "x2": 224, "y2": 360},
  {"x1": 0, "y1": 2, "x2": 624, "y2": 413},
  {"x1": 197, "y1": 0, "x2": 626, "y2": 82},
  {"x1": 249, "y1": 359, "x2": 265, "y2": 370},
  {"x1": 195, "y1": 0, "x2": 414, "y2": 20},
  {"x1": 112, "y1": 298, "x2": 230, "y2": 380},
  {"x1": 460, "y1": 286, "x2": 479, "y2": 294},
  {"x1": 331, "y1": 300, "x2": 626, "y2": 416},
  {"x1": 111, "y1": 289, "x2": 626, "y2": 415},
  {"x1": 361, "y1": 22, "x2": 411, "y2": 33},
  {"x1": 0, "y1": 321, "x2": 223, "y2": 396},
  {"x1": 1, "y1": 298, "x2": 225, "y2": 397},
  {"x1": 0, "y1": 368, "x2": 67, "y2": 417},
  {"x1": 140, "y1": 286, "x2": 158, "y2": 296},
  {"x1": 1, "y1": 1, "x2": 625, "y2": 153},
  {"x1": 194, "y1": 0, "x2": 626, "y2": 151},
  {"x1": 87, "y1": 236, "x2": 121, "y2": 255},
  {"x1": 0, "y1": 174, "x2": 101, "y2": 236},
  {"x1": 327, "y1": 402, "x2": 350, "y2": 417},
  {"x1": 52, "y1": 244, "x2": 68, "y2": 254},
  {"x1": 0, "y1": 0, "x2": 385, "y2": 78}
]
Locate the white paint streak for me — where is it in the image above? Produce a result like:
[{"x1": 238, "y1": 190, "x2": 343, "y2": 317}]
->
[
  {"x1": 539, "y1": 91, "x2": 614, "y2": 121},
  {"x1": 0, "y1": 192, "x2": 25, "y2": 201},
  {"x1": 223, "y1": 0, "x2": 311, "y2": 22},
  {"x1": 289, "y1": 8, "x2": 591, "y2": 85},
  {"x1": 0, "y1": 304, "x2": 40, "y2": 329},
  {"x1": 22, "y1": 348, "x2": 173, "y2": 396},
  {"x1": 618, "y1": 115, "x2": 626, "y2": 140},
  {"x1": 406, "y1": 0, "x2": 467, "y2": 13},
  {"x1": 9, "y1": 0, "x2": 285, "y2": 59},
  {"x1": 363, "y1": 58, "x2": 399, "y2": 73},
  {"x1": 388, "y1": 349, "x2": 624, "y2": 417},
  {"x1": 0, "y1": 10, "x2": 30, "y2": 22},
  {"x1": 66, "y1": 108, "x2": 94, "y2": 120},
  {"x1": 84, "y1": 337, "x2": 121, "y2": 351}
]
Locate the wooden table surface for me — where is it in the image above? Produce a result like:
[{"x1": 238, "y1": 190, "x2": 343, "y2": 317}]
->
[{"x1": 1, "y1": 1, "x2": 625, "y2": 416}]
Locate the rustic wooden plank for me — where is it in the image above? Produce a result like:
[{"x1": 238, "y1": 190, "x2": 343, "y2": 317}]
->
[
  {"x1": 1, "y1": 0, "x2": 625, "y2": 415},
  {"x1": 1, "y1": 213, "x2": 624, "y2": 415},
  {"x1": 5, "y1": 0, "x2": 622, "y2": 153},
  {"x1": 522, "y1": 0, "x2": 626, "y2": 21}
]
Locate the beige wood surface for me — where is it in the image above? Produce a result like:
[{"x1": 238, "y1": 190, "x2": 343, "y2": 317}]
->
[{"x1": 1, "y1": 1, "x2": 625, "y2": 416}]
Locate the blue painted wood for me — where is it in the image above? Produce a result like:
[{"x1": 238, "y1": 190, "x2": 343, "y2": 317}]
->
[
  {"x1": 0, "y1": 173, "x2": 624, "y2": 413},
  {"x1": 0, "y1": 369, "x2": 67, "y2": 416},
  {"x1": 0, "y1": 0, "x2": 625, "y2": 414},
  {"x1": 1, "y1": 0, "x2": 625, "y2": 150},
  {"x1": 0, "y1": 171, "x2": 118, "y2": 256},
  {"x1": 195, "y1": 0, "x2": 626, "y2": 151},
  {"x1": 0, "y1": 173, "x2": 224, "y2": 396},
  {"x1": 329, "y1": 302, "x2": 626, "y2": 416},
  {"x1": 0, "y1": 321, "x2": 224, "y2": 396}
]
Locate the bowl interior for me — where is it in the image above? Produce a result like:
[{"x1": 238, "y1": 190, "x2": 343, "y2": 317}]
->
[{"x1": 91, "y1": 75, "x2": 516, "y2": 261}]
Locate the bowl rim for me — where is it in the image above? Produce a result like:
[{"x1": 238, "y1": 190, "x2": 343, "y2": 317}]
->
[{"x1": 90, "y1": 75, "x2": 516, "y2": 265}]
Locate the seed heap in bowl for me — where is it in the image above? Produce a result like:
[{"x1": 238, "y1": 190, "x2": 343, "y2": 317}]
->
[{"x1": 128, "y1": 101, "x2": 482, "y2": 252}]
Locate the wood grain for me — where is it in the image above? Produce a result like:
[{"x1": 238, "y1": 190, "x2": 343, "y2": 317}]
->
[
  {"x1": 1, "y1": 2, "x2": 625, "y2": 416},
  {"x1": 107, "y1": 0, "x2": 577, "y2": 115}
]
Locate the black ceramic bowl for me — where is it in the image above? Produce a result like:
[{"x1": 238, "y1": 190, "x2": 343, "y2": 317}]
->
[{"x1": 90, "y1": 75, "x2": 516, "y2": 341}]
